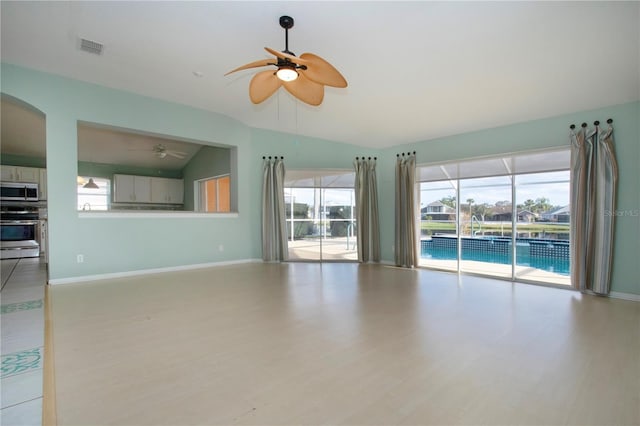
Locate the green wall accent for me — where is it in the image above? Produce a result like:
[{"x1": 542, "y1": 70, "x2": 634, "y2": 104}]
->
[
  {"x1": 182, "y1": 145, "x2": 231, "y2": 211},
  {"x1": 2, "y1": 63, "x2": 638, "y2": 296},
  {"x1": 77, "y1": 161, "x2": 183, "y2": 180},
  {"x1": 1, "y1": 154, "x2": 46, "y2": 168}
]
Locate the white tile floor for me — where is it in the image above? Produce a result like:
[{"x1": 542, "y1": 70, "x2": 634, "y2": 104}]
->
[{"x1": 1, "y1": 258, "x2": 47, "y2": 426}]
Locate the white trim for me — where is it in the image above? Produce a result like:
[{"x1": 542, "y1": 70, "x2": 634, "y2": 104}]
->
[
  {"x1": 48, "y1": 258, "x2": 261, "y2": 285},
  {"x1": 79, "y1": 211, "x2": 239, "y2": 219},
  {"x1": 608, "y1": 291, "x2": 640, "y2": 302}
]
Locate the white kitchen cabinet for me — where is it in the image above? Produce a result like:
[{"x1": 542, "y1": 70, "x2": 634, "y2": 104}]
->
[
  {"x1": 113, "y1": 174, "x2": 151, "y2": 203},
  {"x1": 150, "y1": 177, "x2": 184, "y2": 204},
  {"x1": 0, "y1": 166, "x2": 13, "y2": 181},
  {"x1": 38, "y1": 168, "x2": 47, "y2": 200},
  {"x1": 167, "y1": 179, "x2": 184, "y2": 204},
  {"x1": 0, "y1": 166, "x2": 40, "y2": 183}
]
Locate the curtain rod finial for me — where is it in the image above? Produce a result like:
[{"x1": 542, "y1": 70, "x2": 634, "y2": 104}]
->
[
  {"x1": 581, "y1": 123, "x2": 588, "y2": 128},
  {"x1": 607, "y1": 118, "x2": 613, "y2": 124},
  {"x1": 594, "y1": 120, "x2": 600, "y2": 126},
  {"x1": 570, "y1": 124, "x2": 575, "y2": 129}
]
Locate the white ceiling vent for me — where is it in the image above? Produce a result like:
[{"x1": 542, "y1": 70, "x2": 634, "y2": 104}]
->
[{"x1": 79, "y1": 38, "x2": 104, "y2": 55}]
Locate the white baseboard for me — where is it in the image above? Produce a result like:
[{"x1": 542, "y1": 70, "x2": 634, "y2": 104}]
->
[
  {"x1": 609, "y1": 291, "x2": 640, "y2": 302},
  {"x1": 48, "y1": 258, "x2": 262, "y2": 285}
]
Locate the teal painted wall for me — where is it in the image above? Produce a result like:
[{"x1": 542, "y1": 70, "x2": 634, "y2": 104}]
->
[
  {"x1": 1, "y1": 63, "x2": 252, "y2": 280},
  {"x1": 2, "y1": 63, "x2": 638, "y2": 295},
  {"x1": 379, "y1": 101, "x2": 640, "y2": 295},
  {"x1": 1, "y1": 154, "x2": 46, "y2": 168},
  {"x1": 182, "y1": 145, "x2": 231, "y2": 211},
  {"x1": 77, "y1": 161, "x2": 183, "y2": 180}
]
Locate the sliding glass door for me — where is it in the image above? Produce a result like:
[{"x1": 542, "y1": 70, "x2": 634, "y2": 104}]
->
[
  {"x1": 284, "y1": 171, "x2": 357, "y2": 262},
  {"x1": 285, "y1": 187, "x2": 322, "y2": 260},
  {"x1": 514, "y1": 171, "x2": 570, "y2": 284},
  {"x1": 419, "y1": 181, "x2": 457, "y2": 271},
  {"x1": 418, "y1": 149, "x2": 571, "y2": 286},
  {"x1": 459, "y1": 176, "x2": 513, "y2": 279}
]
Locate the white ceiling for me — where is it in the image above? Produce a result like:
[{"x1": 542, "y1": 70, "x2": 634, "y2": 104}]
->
[{"x1": 1, "y1": 1, "x2": 638, "y2": 149}]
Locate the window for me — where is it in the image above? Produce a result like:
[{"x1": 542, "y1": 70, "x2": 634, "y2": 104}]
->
[
  {"x1": 77, "y1": 176, "x2": 110, "y2": 211},
  {"x1": 418, "y1": 148, "x2": 571, "y2": 285},
  {"x1": 196, "y1": 174, "x2": 230, "y2": 213}
]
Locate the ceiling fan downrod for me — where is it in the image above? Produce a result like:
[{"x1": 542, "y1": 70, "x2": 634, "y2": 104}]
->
[{"x1": 280, "y1": 15, "x2": 295, "y2": 56}]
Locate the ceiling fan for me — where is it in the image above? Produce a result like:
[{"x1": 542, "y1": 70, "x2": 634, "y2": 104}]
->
[
  {"x1": 225, "y1": 15, "x2": 347, "y2": 106},
  {"x1": 151, "y1": 144, "x2": 187, "y2": 159}
]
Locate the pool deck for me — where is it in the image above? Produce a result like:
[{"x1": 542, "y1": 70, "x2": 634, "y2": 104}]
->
[{"x1": 420, "y1": 259, "x2": 571, "y2": 286}]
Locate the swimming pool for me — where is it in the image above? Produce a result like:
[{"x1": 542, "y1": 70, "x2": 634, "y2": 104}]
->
[{"x1": 421, "y1": 239, "x2": 570, "y2": 276}]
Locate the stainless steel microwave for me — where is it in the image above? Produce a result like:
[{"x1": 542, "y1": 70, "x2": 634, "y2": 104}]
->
[{"x1": 0, "y1": 182, "x2": 39, "y2": 201}]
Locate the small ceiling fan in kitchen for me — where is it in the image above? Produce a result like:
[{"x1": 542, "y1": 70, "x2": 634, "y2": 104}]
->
[
  {"x1": 225, "y1": 15, "x2": 347, "y2": 106},
  {"x1": 129, "y1": 144, "x2": 187, "y2": 159},
  {"x1": 127, "y1": 142, "x2": 188, "y2": 160},
  {"x1": 150, "y1": 144, "x2": 187, "y2": 159}
]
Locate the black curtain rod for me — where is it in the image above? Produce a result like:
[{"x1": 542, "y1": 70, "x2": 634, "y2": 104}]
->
[
  {"x1": 355, "y1": 156, "x2": 377, "y2": 160},
  {"x1": 396, "y1": 151, "x2": 416, "y2": 157},
  {"x1": 262, "y1": 156, "x2": 284, "y2": 159},
  {"x1": 569, "y1": 118, "x2": 613, "y2": 129}
]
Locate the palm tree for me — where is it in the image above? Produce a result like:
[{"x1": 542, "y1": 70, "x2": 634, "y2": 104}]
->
[{"x1": 466, "y1": 198, "x2": 475, "y2": 217}]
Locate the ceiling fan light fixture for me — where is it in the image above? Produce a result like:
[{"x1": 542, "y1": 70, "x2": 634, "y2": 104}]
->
[
  {"x1": 276, "y1": 66, "x2": 298, "y2": 82},
  {"x1": 83, "y1": 178, "x2": 99, "y2": 189}
]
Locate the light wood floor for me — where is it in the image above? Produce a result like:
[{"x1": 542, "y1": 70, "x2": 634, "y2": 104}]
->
[{"x1": 49, "y1": 263, "x2": 639, "y2": 425}]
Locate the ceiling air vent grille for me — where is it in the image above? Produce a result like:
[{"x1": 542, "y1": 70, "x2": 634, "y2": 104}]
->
[{"x1": 79, "y1": 38, "x2": 103, "y2": 55}]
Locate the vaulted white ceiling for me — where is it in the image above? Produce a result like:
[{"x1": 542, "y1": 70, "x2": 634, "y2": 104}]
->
[{"x1": 1, "y1": 1, "x2": 638, "y2": 149}]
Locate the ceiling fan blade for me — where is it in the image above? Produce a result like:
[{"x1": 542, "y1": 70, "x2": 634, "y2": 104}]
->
[
  {"x1": 249, "y1": 70, "x2": 283, "y2": 104},
  {"x1": 224, "y1": 58, "x2": 275, "y2": 76},
  {"x1": 299, "y1": 53, "x2": 348, "y2": 88},
  {"x1": 167, "y1": 151, "x2": 187, "y2": 159},
  {"x1": 283, "y1": 73, "x2": 324, "y2": 106},
  {"x1": 264, "y1": 47, "x2": 309, "y2": 66}
]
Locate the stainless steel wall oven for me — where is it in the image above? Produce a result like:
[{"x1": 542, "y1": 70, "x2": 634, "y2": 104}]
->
[{"x1": 0, "y1": 206, "x2": 40, "y2": 259}]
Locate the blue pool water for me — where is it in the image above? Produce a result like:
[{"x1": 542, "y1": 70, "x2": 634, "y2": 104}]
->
[{"x1": 421, "y1": 243, "x2": 570, "y2": 276}]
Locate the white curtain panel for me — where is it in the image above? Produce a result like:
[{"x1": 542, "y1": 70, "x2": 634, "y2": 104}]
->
[
  {"x1": 394, "y1": 153, "x2": 418, "y2": 267},
  {"x1": 353, "y1": 157, "x2": 380, "y2": 262},
  {"x1": 262, "y1": 157, "x2": 288, "y2": 262},
  {"x1": 570, "y1": 123, "x2": 617, "y2": 295}
]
